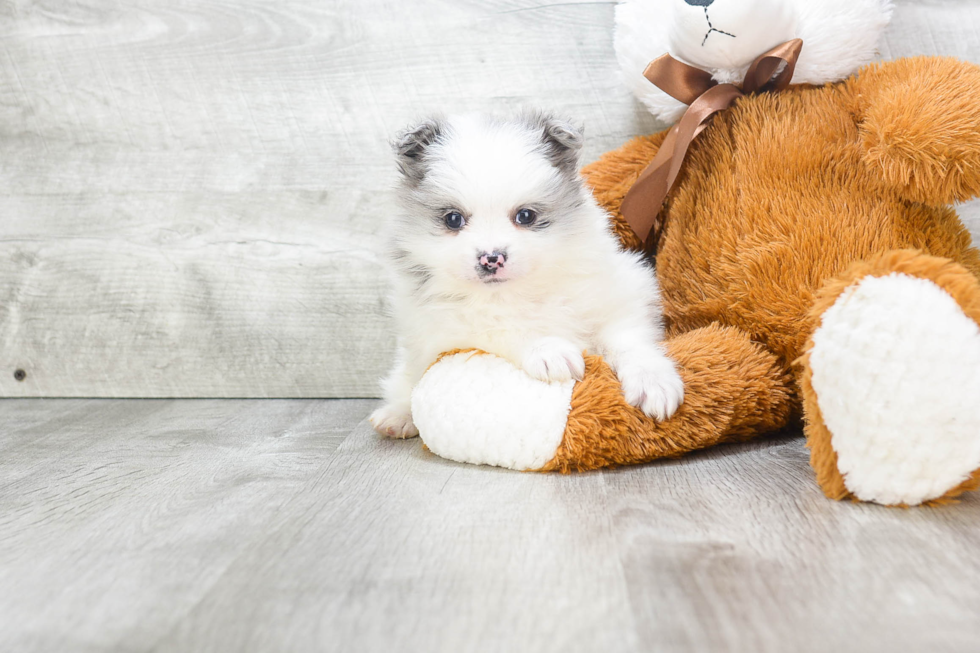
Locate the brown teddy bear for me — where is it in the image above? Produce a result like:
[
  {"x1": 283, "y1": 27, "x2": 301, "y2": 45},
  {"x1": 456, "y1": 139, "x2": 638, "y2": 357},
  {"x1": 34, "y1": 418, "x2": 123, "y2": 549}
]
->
[{"x1": 409, "y1": 0, "x2": 980, "y2": 507}]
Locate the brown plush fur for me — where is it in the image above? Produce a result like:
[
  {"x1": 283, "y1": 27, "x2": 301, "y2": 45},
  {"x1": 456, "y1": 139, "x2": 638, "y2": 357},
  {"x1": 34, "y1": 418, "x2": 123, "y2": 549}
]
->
[
  {"x1": 539, "y1": 324, "x2": 793, "y2": 473},
  {"x1": 576, "y1": 57, "x2": 980, "y2": 501},
  {"x1": 797, "y1": 251, "x2": 980, "y2": 504}
]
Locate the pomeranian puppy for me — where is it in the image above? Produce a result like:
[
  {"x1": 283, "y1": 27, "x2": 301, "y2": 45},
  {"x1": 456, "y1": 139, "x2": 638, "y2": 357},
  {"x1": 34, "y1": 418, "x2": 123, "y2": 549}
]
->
[{"x1": 370, "y1": 111, "x2": 684, "y2": 439}]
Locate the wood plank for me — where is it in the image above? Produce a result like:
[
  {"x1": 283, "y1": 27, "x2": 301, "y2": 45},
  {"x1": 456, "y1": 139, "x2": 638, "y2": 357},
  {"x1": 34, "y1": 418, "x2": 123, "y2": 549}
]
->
[
  {"x1": 610, "y1": 446, "x2": 980, "y2": 652},
  {"x1": 158, "y1": 428, "x2": 980, "y2": 653},
  {"x1": 1, "y1": 0, "x2": 979, "y2": 397},
  {"x1": 0, "y1": 398, "x2": 375, "y2": 652},
  {"x1": 0, "y1": 0, "x2": 657, "y2": 398},
  {"x1": 154, "y1": 419, "x2": 640, "y2": 653},
  {"x1": 2, "y1": 399, "x2": 980, "y2": 651}
]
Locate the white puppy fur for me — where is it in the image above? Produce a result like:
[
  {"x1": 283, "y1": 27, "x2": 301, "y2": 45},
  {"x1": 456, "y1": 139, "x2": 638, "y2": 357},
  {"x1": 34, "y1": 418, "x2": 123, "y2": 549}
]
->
[
  {"x1": 370, "y1": 112, "x2": 684, "y2": 439},
  {"x1": 615, "y1": 0, "x2": 893, "y2": 123}
]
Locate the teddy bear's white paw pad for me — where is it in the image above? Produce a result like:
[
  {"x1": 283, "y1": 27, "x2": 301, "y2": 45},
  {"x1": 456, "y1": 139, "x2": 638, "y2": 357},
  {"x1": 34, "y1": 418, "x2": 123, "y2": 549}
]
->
[
  {"x1": 617, "y1": 355, "x2": 685, "y2": 421},
  {"x1": 412, "y1": 352, "x2": 573, "y2": 470},
  {"x1": 810, "y1": 273, "x2": 980, "y2": 505},
  {"x1": 370, "y1": 404, "x2": 419, "y2": 439},
  {"x1": 522, "y1": 337, "x2": 586, "y2": 384}
]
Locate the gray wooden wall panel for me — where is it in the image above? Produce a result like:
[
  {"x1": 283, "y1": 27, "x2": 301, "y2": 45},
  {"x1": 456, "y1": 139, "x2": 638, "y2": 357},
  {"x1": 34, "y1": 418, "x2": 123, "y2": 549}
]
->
[{"x1": 0, "y1": 0, "x2": 977, "y2": 397}]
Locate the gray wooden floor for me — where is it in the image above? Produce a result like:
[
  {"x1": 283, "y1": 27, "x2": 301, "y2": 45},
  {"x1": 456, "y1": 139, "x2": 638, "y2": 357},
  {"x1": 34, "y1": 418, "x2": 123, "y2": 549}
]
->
[{"x1": 2, "y1": 400, "x2": 979, "y2": 653}]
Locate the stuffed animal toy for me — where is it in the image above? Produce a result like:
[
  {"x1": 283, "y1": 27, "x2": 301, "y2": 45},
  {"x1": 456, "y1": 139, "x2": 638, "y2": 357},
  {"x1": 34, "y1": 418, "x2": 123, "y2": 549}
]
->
[{"x1": 410, "y1": 0, "x2": 980, "y2": 507}]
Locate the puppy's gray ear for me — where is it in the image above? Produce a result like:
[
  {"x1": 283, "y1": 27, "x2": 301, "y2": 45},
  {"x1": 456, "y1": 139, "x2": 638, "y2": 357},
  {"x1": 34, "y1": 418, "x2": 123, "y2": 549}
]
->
[
  {"x1": 391, "y1": 117, "x2": 445, "y2": 183},
  {"x1": 525, "y1": 112, "x2": 584, "y2": 172}
]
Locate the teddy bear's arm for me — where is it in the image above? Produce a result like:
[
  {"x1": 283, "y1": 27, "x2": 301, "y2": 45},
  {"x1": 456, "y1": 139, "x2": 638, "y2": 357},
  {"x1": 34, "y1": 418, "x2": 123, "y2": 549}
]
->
[
  {"x1": 856, "y1": 57, "x2": 980, "y2": 207},
  {"x1": 540, "y1": 323, "x2": 796, "y2": 473},
  {"x1": 581, "y1": 130, "x2": 672, "y2": 251}
]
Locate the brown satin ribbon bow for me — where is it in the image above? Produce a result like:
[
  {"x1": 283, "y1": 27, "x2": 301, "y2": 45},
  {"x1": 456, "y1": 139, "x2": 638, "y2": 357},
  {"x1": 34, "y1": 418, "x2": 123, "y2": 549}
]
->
[{"x1": 621, "y1": 39, "x2": 804, "y2": 254}]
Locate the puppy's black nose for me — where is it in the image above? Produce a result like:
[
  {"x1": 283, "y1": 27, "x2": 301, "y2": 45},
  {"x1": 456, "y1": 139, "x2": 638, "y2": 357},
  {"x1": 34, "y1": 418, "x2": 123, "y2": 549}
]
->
[
  {"x1": 684, "y1": 0, "x2": 714, "y2": 6},
  {"x1": 478, "y1": 250, "x2": 507, "y2": 273}
]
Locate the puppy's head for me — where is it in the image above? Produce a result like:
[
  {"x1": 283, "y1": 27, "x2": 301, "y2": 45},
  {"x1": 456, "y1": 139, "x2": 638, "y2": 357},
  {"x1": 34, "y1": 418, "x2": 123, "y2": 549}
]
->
[{"x1": 390, "y1": 111, "x2": 591, "y2": 293}]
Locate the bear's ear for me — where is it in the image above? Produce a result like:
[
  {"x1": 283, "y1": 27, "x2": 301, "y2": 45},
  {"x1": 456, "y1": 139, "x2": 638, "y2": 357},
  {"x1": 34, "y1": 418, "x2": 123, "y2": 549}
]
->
[
  {"x1": 523, "y1": 111, "x2": 584, "y2": 173},
  {"x1": 391, "y1": 117, "x2": 445, "y2": 183}
]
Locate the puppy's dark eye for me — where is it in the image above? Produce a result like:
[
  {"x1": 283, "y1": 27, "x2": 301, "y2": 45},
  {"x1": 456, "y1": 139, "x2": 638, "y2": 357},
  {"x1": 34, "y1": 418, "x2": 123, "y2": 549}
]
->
[
  {"x1": 444, "y1": 211, "x2": 465, "y2": 230},
  {"x1": 515, "y1": 208, "x2": 537, "y2": 226}
]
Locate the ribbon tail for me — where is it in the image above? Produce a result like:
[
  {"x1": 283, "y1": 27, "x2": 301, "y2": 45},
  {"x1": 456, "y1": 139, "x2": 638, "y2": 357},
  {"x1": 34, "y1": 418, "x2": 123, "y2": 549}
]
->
[
  {"x1": 621, "y1": 127, "x2": 678, "y2": 249},
  {"x1": 621, "y1": 84, "x2": 743, "y2": 253}
]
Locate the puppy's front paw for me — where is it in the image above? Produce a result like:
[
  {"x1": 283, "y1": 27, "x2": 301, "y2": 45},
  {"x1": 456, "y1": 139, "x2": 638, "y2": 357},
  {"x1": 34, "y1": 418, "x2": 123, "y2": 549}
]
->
[
  {"x1": 370, "y1": 404, "x2": 419, "y2": 439},
  {"x1": 617, "y1": 354, "x2": 684, "y2": 421},
  {"x1": 522, "y1": 337, "x2": 586, "y2": 383}
]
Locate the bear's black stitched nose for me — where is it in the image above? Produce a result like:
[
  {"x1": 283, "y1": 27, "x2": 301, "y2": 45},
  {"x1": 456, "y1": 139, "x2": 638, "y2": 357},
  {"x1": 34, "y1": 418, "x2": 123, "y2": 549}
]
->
[{"x1": 684, "y1": 0, "x2": 714, "y2": 6}]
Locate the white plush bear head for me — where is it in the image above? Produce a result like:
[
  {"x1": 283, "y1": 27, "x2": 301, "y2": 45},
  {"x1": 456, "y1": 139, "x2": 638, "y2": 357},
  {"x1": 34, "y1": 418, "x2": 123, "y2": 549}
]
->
[{"x1": 616, "y1": 0, "x2": 894, "y2": 123}]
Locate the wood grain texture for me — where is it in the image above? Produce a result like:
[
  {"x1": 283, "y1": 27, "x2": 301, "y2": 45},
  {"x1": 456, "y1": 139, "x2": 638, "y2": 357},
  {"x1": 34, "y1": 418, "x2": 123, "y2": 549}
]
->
[
  {"x1": 2, "y1": 399, "x2": 979, "y2": 652},
  {"x1": 0, "y1": 0, "x2": 978, "y2": 397},
  {"x1": 0, "y1": 0, "x2": 657, "y2": 398},
  {"x1": 0, "y1": 398, "x2": 376, "y2": 652}
]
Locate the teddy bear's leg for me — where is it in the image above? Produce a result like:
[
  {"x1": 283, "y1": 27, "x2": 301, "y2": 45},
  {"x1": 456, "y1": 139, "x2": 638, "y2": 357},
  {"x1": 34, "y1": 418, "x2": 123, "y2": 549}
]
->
[
  {"x1": 857, "y1": 57, "x2": 980, "y2": 206},
  {"x1": 799, "y1": 250, "x2": 980, "y2": 506},
  {"x1": 540, "y1": 323, "x2": 796, "y2": 472}
]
